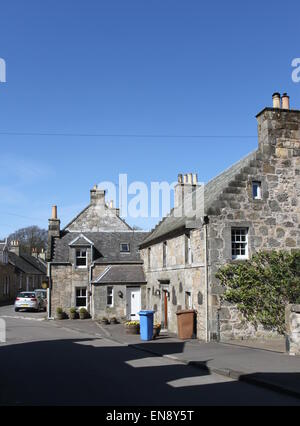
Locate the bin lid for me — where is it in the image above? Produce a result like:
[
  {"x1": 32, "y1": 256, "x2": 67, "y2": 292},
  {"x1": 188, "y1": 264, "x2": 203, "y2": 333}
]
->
[
  {"x1": 138, "y1": 310, "x2": 155, "y2": 316},
  {"x1": 176, "y1": 309, "x2": 196, "y2": 316}
]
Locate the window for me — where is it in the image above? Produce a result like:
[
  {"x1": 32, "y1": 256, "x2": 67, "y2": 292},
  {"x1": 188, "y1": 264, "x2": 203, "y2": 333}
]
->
[
  {"x1": 120, "y1": 243, "x2": 130, "y2": 253},
  {"x1": 185, "y1": 234, "x2": 192, "y2": 265},
  {"x1": 148, "y1": 248, "x2": 151, "y2": 270},
  {"x1": 231, "y1": 228, "x2": 248, "y2": 260},
  {"x1": 76, "y1": 288, "x2": 87, "y2": 307},
  {"x1": 76, "y1": 249, "x2": 87, "y2": 267},
  {"x1": 4, "y1": 276, "x2": 10, "y2": 296},
  {"x1": 163, "y1": 242, "x2": 167, "y2": 268},
  {"x1": 252, "y1": 181, "x2": 262, "y2": 200},
  {"x1": 107, "y1": 286, "x2": 114, "y2": 307},
  {"x1": 185, "y1": 291, "x2": 192, "y2": 309}
]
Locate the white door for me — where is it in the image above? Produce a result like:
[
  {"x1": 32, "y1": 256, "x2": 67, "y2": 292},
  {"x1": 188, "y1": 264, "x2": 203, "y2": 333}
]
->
[{"x1": 126, "y1": 287, "x2": 141, "y2": 321}]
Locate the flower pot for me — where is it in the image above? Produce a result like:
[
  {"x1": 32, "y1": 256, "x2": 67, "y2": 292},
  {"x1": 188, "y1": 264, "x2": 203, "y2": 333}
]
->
[
  {"x1": 110, "y1": 318, "x2": 118, "y2": 324},
  {"x1": 79, "y1": 313, "x2": 87, "y2": 320},
  {"x1": 153, "y1": 326, "x2": 161, "y2": 339},
  {"x1": 125, "y1": 325, "x2": 140, "y2": 335},
  {"x1": 70, "y1": 312, "x2": 77, "y2": 320},
  {"x1": 100, "y1": 319, "x2": 109, "y2": 325},
  {"x1": 56, "y1": 313, "x2": 65, "y2": 320}
]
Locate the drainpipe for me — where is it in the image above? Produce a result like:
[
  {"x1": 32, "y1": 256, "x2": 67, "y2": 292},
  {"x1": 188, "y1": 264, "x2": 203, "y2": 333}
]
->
[
  {"x1": 204, "y1": 218, "x2": 210, "y2": 343},
  {"x1": 47, "y1": 262, "x2": 53, "y2": 320},
  {"x1": 89, "y1": 262, "x2": 95, "y2": 318}
]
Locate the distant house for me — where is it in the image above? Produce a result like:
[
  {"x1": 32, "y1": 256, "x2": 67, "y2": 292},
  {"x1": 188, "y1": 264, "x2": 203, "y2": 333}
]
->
[
  {"x1": 140, "y1": 93, "x2": 300, "y2": 341},
  {"x1": 0, "y1": 239, "x2": 47, "y2": 304},
  {"x1": 47, "y1": 186, "x2": 148, "y2": 320}
]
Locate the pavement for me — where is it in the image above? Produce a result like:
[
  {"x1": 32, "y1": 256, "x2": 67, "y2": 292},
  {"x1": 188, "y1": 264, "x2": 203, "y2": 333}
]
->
[
  {"x1": 1, "y1": 305, "x2": 300, "y2": 405},
  {"x1": 95, "y1": 322, "x2": 300, "y2": 400}
]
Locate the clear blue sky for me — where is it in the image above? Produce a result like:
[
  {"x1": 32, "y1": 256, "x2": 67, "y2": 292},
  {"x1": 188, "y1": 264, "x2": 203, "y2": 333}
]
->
[{"x1": 0, "y1": 0, "x2": 299, "y2": 236}]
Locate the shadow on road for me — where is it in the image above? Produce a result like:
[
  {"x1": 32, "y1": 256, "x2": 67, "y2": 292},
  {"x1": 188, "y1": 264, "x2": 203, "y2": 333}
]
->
[{"x1": 0, "y1": 338, "x2": 299, "y2": 406}]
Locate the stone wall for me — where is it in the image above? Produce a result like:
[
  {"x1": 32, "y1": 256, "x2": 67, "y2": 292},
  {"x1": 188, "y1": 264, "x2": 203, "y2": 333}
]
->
[
  {"x1": 141, "y1": 228, "x2": 207, "y2": 339},
  {"x1": 209, "y1": 109, "x2": 300, "y2": 341},
  {"x1": 93, "y1": 284, "x2": 146, "y2": 321},
  {"x1": 286, "y1": 304, "x2": 300, "y2": 356},
  {"x1": 0, "y1": 263, "x2": 18, "y2": 303}
]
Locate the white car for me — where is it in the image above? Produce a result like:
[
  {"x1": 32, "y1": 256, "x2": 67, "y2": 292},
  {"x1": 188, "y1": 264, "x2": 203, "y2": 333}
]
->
[{"x1": 14, "y1": 292, "x2": 44, "y2": 312}]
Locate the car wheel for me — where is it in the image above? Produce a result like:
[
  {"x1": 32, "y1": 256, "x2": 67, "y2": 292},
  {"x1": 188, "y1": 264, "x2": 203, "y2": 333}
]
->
[{"x1": 15, "y1": 308, "x2": 19, "y2": 312}]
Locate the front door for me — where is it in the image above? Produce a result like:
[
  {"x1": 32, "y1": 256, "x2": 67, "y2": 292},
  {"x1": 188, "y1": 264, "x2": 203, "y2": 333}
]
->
[
  {"x1": 162, "y1": 289, "x2": 168, "y2": 330},
  {"x1": 126, "y1": 287, "x2": 141, "y2": 321}
]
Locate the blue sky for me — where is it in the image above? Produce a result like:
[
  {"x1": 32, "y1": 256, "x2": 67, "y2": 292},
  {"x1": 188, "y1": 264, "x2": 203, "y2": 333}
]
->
[{"x1": 0, "y1": 0, "x2": 299, "y2": 236}]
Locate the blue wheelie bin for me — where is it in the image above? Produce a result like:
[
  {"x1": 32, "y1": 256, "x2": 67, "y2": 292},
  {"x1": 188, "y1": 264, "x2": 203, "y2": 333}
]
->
[{"x1": 139, "y1": 310, "x2": 155, "y2": 341}]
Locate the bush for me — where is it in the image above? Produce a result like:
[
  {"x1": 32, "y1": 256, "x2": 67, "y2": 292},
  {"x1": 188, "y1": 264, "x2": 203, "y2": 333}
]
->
[
  {"x1": 56, "y1": 307, "x2": 63, "y2": 315},
  {"x1": 69, "y1": 307, "x2": 77, "y2": 314},
  {"x1": 216, "y1": 250, "x2": 300, "y2": 334}
]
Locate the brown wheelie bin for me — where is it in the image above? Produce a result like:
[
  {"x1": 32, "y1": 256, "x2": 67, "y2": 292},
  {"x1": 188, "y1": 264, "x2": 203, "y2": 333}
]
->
[{"x1": 176, "y1": 309, "x2": 195, "y2": 339}]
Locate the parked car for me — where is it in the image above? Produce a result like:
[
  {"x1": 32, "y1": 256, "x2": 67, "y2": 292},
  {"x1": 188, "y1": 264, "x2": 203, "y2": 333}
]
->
[
  {"x1": 34, "y1": 289, "x2": 47, "y2": 311},
  {"x1": 14, "y1": 292, "x2": 44, "y2": 312}
]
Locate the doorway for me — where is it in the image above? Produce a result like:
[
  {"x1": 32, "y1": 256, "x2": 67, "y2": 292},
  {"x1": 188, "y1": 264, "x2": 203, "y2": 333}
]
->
[{"x1": 126, "y1": 287, "x2": 141, "y2": 321}]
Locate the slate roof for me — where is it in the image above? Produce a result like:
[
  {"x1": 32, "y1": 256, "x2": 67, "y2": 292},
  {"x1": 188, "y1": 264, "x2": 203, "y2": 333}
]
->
[
  {"x1": 8, "y1": 252, "x2": 46, "y2": 275},
  {"x1": 52, "y1": 231, "x2": 149, "y2": 263},
  {"x1": 140, "y1": 150, "x2": 257, "y2": 247},
  {"x1": 93, "y1": 264, "x2": 146, "y2": 284}
]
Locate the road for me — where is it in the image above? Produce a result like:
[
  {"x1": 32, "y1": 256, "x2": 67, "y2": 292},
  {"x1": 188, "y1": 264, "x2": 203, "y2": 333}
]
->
[{"x1": 0, "y1": 305, "x2": 299, "y2": 406}]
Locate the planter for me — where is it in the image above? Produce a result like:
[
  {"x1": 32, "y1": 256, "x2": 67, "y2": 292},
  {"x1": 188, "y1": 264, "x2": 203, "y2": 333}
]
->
[
  {"x1": 110, "y1": 318, "x2": 118, "y2": 325},
  {"x1": 153, "y1": 326, "x2": 161, "y2": 339},
  {"x1": 70, "y1": 312, "x2": 77, "y2": 320},
  {"x1": 100, "y1": 318, "x2": 110, "y2": 325},
  {"x1": 125, "y1": 325, "x2": 140, "y2": 335},
  {"x1": 79, "y1": 309, "x2": 88, "y2": 320},
  {"x1": 56, "y1": 313, "x2": 65, "y2": 320}
]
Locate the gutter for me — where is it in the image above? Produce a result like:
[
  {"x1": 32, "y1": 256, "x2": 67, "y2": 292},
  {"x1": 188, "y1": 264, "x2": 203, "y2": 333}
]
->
[{"x1": 47, "y1": 262, "x2": 54, "y2": 320}]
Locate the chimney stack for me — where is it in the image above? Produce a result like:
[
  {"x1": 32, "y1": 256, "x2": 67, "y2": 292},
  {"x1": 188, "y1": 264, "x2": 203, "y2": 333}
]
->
[
  {"x1": 47, "y1": 205, "x2": 60, "y2": 261},
  {"x1": 282, "y1": 93, "x2": 290, "y2": 110},
  {"x1": 174, "y1": 171, "x2": 199, "y2": 216},
  {"x1": 90, "y1": 185, "x2": 106, "y2": 206},
  {"x1": 9, "y1": 240, "x2": 20, "y2": 256},
  {"x1": 272, "y1": 92, "x2": 281, "y2": 109}
]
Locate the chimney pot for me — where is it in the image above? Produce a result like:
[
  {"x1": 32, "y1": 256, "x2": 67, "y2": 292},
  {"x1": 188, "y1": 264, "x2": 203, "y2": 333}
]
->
[
  {"x1": 178, "y1": 174, "x2": 183, "y2": 184},
  {"x1": 52, "y1": 205, "x2": 58, "y2": 220},
  {"x1": 282, "y1": 93, "x2": 290, "y2": 110},
  {"x1": 187, "y1": 173, "x2": 193, "y2": 184},
  {"x1": 192, "y1": 173, "x2": 198, "y2": 185},
  {"x1": 272, "y1": 92, "x2": 281, "y2": 109},
  {"x1": 183, "y1": 174, "x2": 188, "y2": 184}
]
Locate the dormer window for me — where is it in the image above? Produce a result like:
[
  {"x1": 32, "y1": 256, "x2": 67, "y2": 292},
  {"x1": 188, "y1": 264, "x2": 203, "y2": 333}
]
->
[
  {"x1": 252, "y1": 181, "x2": 262, "y2": 200},
  {"x1": 120, "y1": 243, "x2": 130, "y2": 253},
  {"x1": 76, "y1": 249, "x2": 87, "y2": 268}
]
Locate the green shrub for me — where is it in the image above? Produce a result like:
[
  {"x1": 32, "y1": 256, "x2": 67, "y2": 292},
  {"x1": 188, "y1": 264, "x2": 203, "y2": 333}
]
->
[
  {"x1": 56, "y1": 307, "x2": 63, "y2": 315},
  {"x1": 216, "y1": 250, "x2": 300, "y2": 334},
  {"x1": 70, "y1": 307, "x2": 77, "y2": 314}
]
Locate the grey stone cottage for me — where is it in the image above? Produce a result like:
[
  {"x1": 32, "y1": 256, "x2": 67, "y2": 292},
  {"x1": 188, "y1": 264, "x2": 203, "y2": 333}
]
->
[
  {"x1": 140, "y1": 93, "x2": 300, "y2": 342},
  {"x1": 0, "y1": 239, "x2": 47, "y2": 304},
  {"x1": 46, "y1": 186, "x2": 148, "y2": 320}
]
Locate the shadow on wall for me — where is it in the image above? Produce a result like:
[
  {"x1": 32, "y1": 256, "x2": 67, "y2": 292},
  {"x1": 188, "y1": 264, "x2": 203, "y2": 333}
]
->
[{"x1": 0, "y1": 338, "x2": 299, "y2": 406}]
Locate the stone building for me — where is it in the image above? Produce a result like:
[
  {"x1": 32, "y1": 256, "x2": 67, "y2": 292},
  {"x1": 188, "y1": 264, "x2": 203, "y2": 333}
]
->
[
  {"x1": 47, "y1": 186, "x2": 148, "y2": 320},
  {"x1": 0, "y1": 239, "x2": 47, "y2": 304},
  {"x1": 140, "y1": 93, "x2": 300, "y2": 341}
]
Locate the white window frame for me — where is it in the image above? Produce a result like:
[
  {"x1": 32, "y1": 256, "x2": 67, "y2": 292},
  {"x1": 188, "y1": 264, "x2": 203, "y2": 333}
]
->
[
  {"x1": 252, "y1": 181, "x2": 262, "y2": 200},
  {"x1": 231, "y1": 228, "x2": 249, "y2": 260},
  {"x1": 107, "y1": 286, "x2": 114, "y2": 307},
  {"x1": 75, "y1": 287, "x2": 87, "y2": 308},
  {"x1": 75, "y1": 249, "x2": 87, "y2": 268}
]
